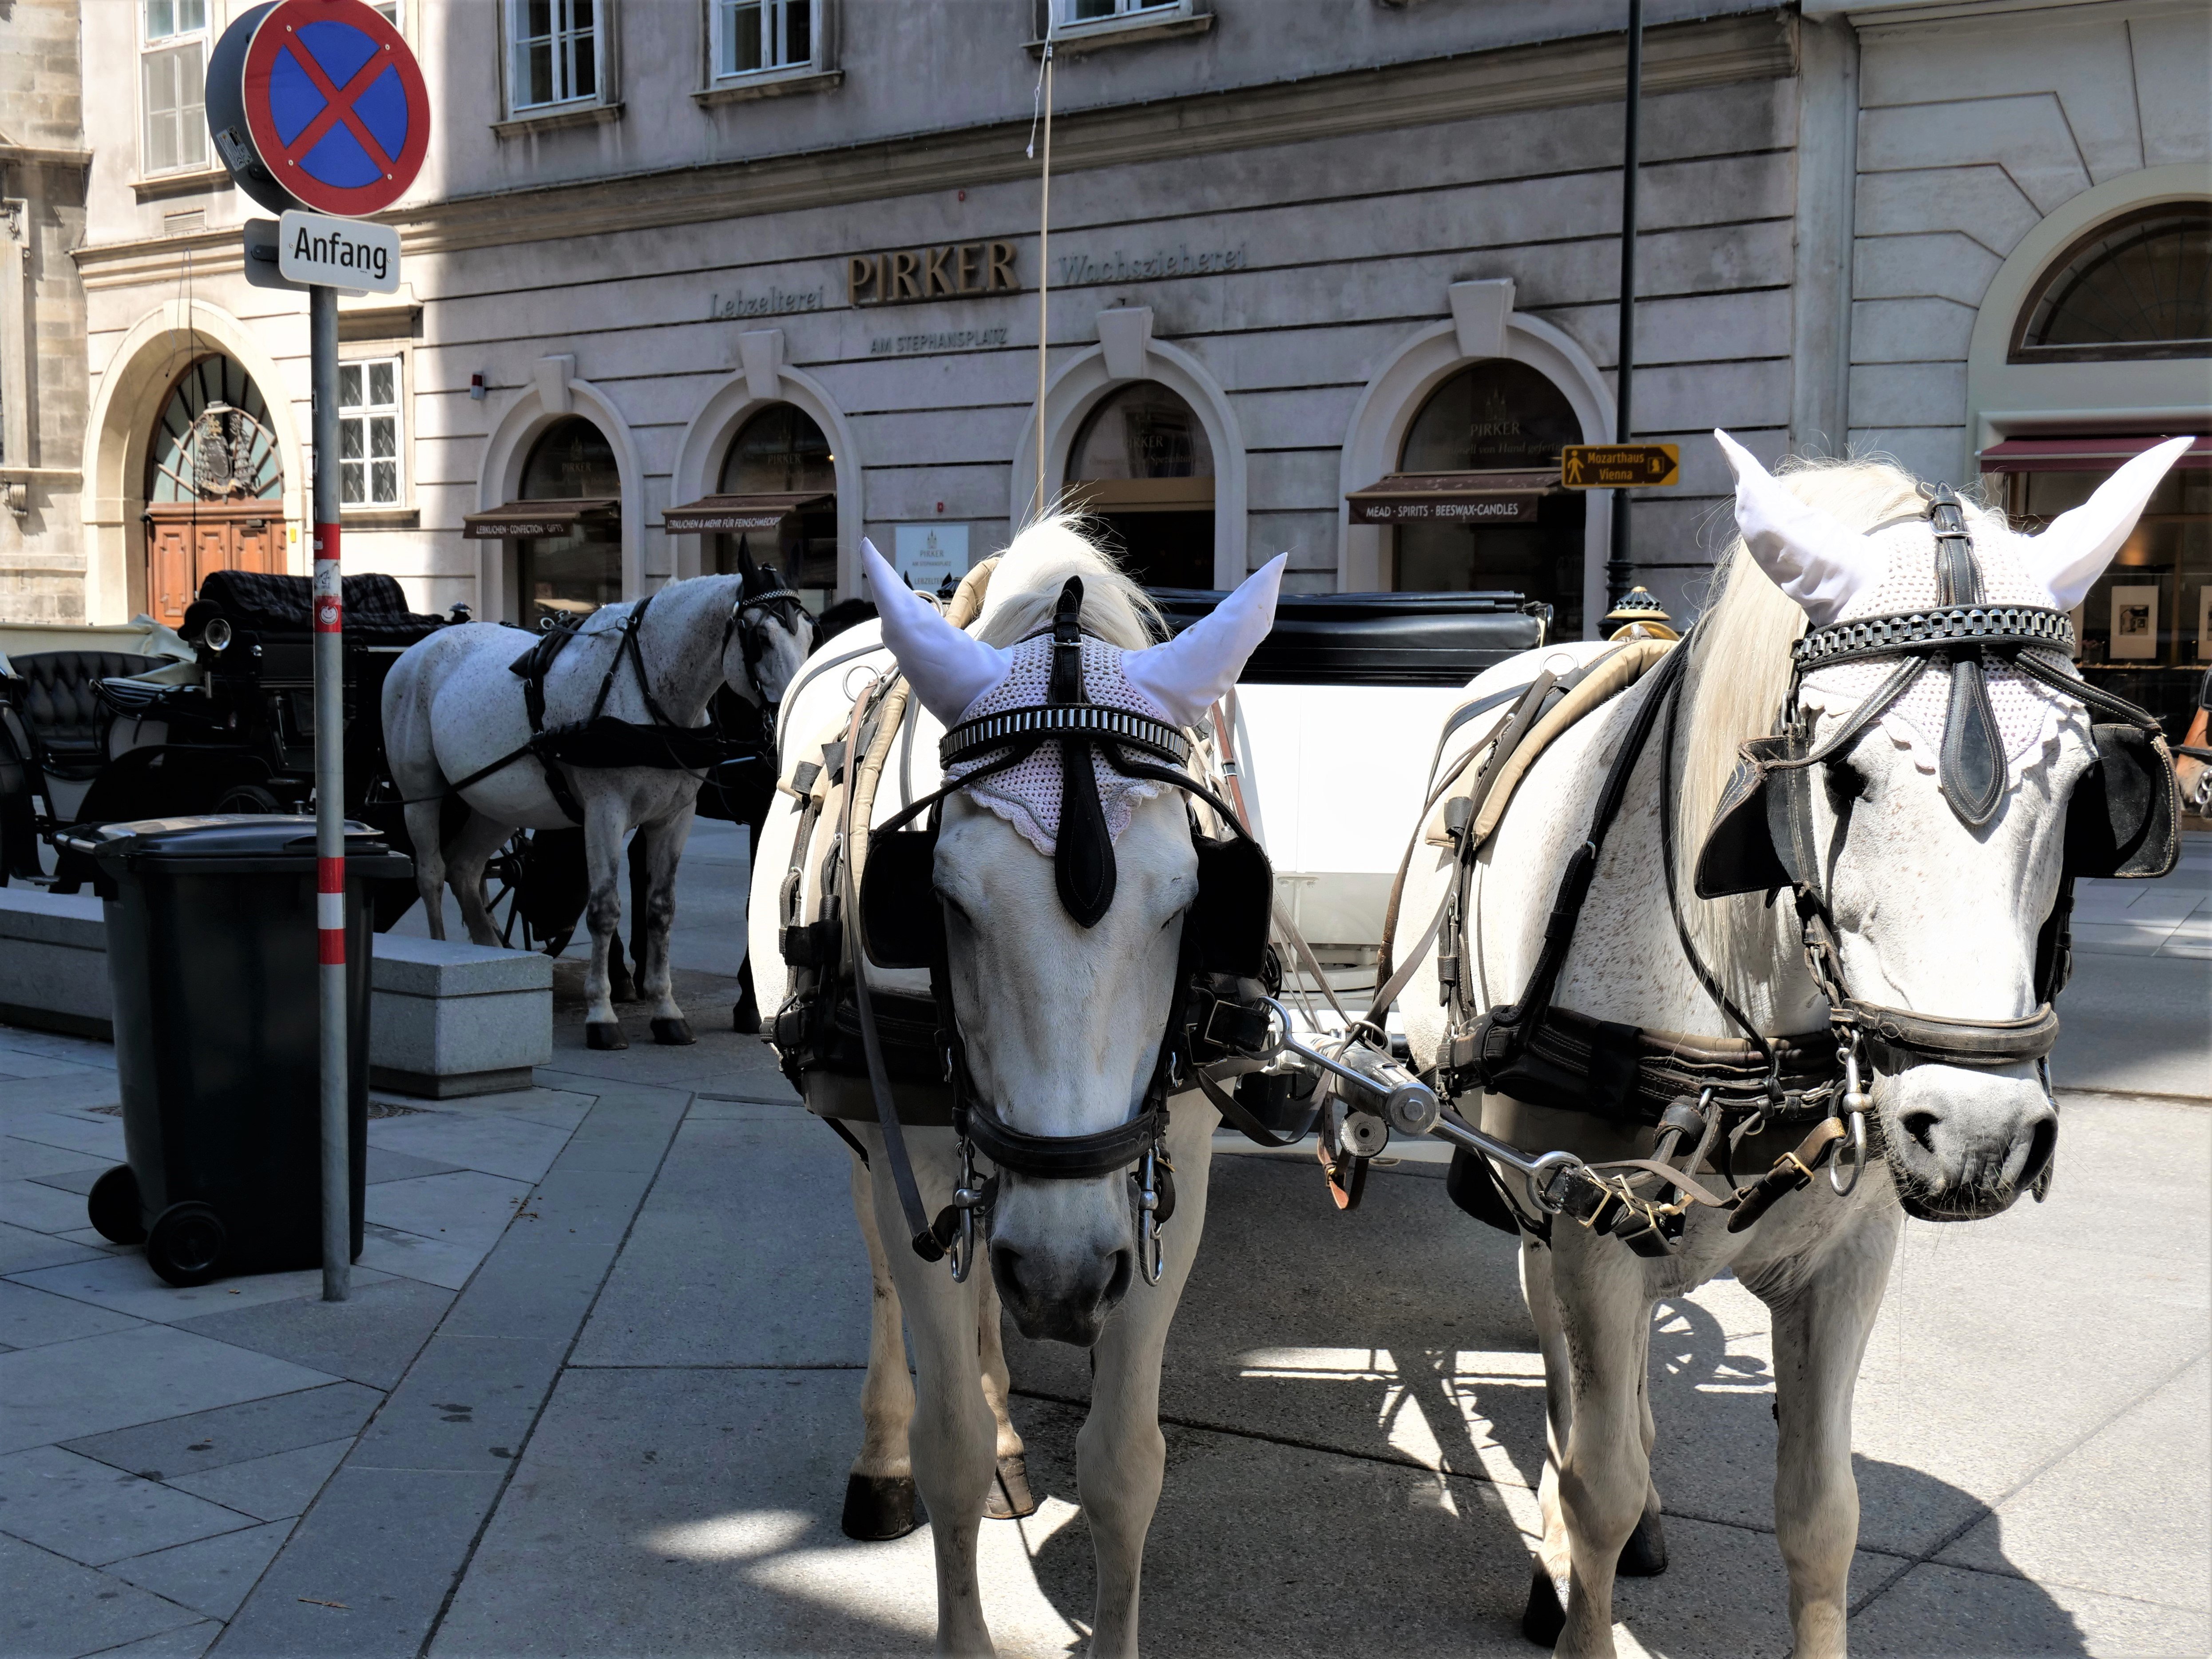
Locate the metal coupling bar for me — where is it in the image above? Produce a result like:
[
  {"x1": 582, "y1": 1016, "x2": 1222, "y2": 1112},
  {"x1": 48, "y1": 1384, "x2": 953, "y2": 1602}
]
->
[
  {"x1": 1257, "y1": 999, "x2": 1440, "y2": 1136},
  {"x1": 1425, "y1": 1110, "x2": 1587, "y2": 1215}
]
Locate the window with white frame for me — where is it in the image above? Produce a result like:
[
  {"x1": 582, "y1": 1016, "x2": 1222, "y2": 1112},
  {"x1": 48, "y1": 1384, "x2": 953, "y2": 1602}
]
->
[
  {"x1": 338, "y1": 358, "x2": 404, "y2": 509},
  {"x1": 1054, "y1": 0, "x2": 1186, "y2": 31},
  {"x1": 141, "y1": 0, "x2": 209, "y2": 176},
  {"x1": 713, "y1": 0, "x2": 815, "y2": 79},
  {"x1": 508, "y1": 0, "x2": 602, "y2": 112}
]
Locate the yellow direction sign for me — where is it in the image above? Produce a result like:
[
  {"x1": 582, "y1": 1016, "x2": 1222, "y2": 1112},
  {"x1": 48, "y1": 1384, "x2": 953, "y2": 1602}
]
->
[{"x1": 1561, "y1": 444, "x2": 1680, "y2": 488}]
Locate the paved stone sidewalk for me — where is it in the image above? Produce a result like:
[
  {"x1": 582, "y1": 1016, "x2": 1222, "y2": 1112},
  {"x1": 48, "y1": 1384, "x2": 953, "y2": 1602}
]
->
[{"x1": 3, "y1": 824, "x2": 2205, "y2": 1657}]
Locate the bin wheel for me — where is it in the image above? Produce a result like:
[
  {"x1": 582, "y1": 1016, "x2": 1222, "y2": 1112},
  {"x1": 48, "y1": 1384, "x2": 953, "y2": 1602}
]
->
[
  {"x1": 146, "y1": 1202, "x2": 226, "y2": 1287},
  {"x1": 87, "y1": 1166, "x2": 146, "y2": 1246}
]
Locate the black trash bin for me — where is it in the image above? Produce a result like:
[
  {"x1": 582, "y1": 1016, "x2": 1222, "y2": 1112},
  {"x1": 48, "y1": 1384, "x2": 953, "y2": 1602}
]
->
[{"x1": 60, "y1": 816, "x2": 412, "y2": 1287}]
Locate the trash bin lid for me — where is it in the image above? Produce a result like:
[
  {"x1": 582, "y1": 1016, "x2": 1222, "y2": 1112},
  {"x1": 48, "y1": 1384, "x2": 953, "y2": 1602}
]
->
[{"x1": 67, "y1": 815, "x2": 411, "y2": 876}]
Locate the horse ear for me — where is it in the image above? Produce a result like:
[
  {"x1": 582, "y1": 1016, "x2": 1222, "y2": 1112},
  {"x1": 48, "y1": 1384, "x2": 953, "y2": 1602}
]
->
[
  {"x1": 863, "y1": 538, "x2": 1009, "y2": 724},
  {"x1": 2021, "y1": 436, "x2": 2192, "y2": 611},
  {"x1": 1714, "y1": 429, "x2": 1875, "y2": 627},
  {"x1": 1122, "y1": 553, "x2": 1287, "y2": 726},
  {"x1": 736, "y1": 535, "x2": 757, "y2": 577}
]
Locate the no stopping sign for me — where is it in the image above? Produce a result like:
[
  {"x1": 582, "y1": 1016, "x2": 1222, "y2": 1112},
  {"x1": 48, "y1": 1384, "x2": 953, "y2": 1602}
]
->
[{"x1": 207, "y1": 0, "x2": 429, "y2": 218}]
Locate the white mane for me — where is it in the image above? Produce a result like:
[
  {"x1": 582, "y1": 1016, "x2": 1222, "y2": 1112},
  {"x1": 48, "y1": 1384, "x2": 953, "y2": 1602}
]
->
[{"x1": 976, "y1": 514, "x2": 1164, "y2": 651}]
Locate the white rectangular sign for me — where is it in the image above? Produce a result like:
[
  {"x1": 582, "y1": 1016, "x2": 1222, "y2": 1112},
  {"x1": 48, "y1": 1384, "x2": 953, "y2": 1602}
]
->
[
  {"x1": 894, "y1": 524, "x2": 968, "y2": 594},
  {"x1": 277, "y1": 210, "x2": 400, "y2": 294}
]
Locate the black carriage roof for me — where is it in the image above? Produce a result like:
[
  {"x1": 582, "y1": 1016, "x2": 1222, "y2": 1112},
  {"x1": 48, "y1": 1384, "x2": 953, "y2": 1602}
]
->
[
  {"x1": 190, "y1": 570, "x2": 448, "y2": 643},
  {"x1": 1145, "y1": 587, "x2": 1549, "y2": 687}
]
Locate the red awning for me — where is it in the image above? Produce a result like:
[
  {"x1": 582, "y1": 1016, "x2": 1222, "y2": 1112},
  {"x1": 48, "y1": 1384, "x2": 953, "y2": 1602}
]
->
[
  {"x1": 461, "y1": 498, "x2": 620, "y2": 539},
  {"x1": 1345, "y1": 470, "x2": 1556, "y2": 524},
  {"x1": 1977, "y1": 435, "x2": 2211, "y2": 472},
  {"x1": 658, "y1": 492, "x2": 833, "y2": 534}
]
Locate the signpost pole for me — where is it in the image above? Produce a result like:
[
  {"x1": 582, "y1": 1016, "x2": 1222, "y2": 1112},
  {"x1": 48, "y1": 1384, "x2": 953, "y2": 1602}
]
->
[
  {"x1": 310, "y1": 281, "x2": 349, "y2": 1304},
  {"x1": 1607, "y1": 0, "x2": 1643, "y2": 615}
]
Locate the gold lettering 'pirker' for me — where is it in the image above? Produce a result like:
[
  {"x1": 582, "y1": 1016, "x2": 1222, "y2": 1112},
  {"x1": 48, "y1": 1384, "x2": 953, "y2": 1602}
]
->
[{"x1": 845, "y1": 242, "x2": 1021, "y2": 307}]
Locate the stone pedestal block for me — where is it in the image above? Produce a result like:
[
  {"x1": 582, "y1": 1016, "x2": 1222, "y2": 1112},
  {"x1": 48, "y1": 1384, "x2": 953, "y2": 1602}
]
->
[
  {"x1": 368, "y1": 936, "x2": 554, "y2": 1099},
  {"x1": 0, "y1": 887, "x2": 112, "y2": 1037}
]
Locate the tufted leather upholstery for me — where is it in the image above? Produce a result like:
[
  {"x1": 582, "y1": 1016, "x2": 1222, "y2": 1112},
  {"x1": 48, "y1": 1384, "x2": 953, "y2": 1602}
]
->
[{"x1": 5, "y1": 651, "x2": 163, "y2": 766}]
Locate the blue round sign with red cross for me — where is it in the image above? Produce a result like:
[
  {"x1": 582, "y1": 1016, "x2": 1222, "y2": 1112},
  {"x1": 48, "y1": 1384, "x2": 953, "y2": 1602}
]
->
[{"x1": 208, "y1": 0, "x2": 428, "y2": 218}]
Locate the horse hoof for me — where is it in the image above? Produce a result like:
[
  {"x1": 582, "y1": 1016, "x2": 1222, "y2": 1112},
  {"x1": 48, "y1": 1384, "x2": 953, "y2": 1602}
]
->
[
  {"x1": 985, "y1": 1453, "x2": 1038, "y2": 1520},
  {"x1": 732, "y1": 1000, "x2": 761, "y2": 1036},
  {"x1": 1617, "y1": 1510, "x2": 1669, "y2": 1576},
  {"x1": 650, "y1": 1017, "x2": 695, "y2": 1047},
  {"x1": 1521, "y1": 1560, "x2": 1566, "y2": 1648},
  {"x1": 586, "y1": 1021, "x2": 629, "y2": 1051},
  {"x1": 840, "y1": 1473, "x2": 922, "y2": 1541}
]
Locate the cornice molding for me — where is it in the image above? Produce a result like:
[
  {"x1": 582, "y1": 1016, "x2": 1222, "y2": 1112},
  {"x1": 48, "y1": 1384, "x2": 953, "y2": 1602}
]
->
[{"x1": 78, "y1": 12, "x2": 1793, "y2": 289}]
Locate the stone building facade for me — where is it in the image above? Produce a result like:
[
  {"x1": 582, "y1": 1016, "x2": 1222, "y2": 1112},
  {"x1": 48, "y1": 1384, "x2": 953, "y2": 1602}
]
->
[
  {"x1": 41, "y1": 0, "x2": 2212, "y2": 714},
  {"x1": 0, "y1": 0, "x2": 91, "y2": 623}
]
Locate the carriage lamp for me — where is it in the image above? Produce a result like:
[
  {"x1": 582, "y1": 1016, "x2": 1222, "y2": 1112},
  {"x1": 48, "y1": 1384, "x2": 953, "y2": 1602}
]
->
[
  {"x1": 1604, "y1": 586, "x2": 1679, "y2": 642},
  {"x1": 202, "y1": 616, "x2": 233, "y2": 653}
]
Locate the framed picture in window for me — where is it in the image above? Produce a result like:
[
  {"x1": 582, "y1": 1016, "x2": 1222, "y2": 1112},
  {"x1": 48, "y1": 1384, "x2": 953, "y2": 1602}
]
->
[{"x1": 2109, "y1": 583, "x2": 2159, "y2": 661}]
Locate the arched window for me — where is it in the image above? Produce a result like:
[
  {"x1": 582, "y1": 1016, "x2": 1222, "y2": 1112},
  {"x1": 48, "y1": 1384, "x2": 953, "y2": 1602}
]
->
[
  {"x1": 1393, "y1": 360, "x2": 1585, "y2": 635},
  {"x1": 2011, "y1": 205, "x2": 2212, "y2": 363},
  {"x1": 517, "y1": 416, "x2": 622, "y2": 625},
  {"x1": 1064, "y1": 381, "x2": 1215, "y2": 589},
  {"x1": 719, "y1": 402, "x2": 838, "y2": 592}
]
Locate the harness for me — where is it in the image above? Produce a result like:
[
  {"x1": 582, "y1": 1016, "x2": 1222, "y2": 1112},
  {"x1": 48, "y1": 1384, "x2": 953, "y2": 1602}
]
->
[
  {"x1": 440, "y1": 571, "x2": 809, "y2": 822},
  {"x1": 1388, "y1": 484, "x2": 2180, "y2": 1254},
  {"x1": 769, "y1": 572, "x2": 1278, "y2": 1286}
]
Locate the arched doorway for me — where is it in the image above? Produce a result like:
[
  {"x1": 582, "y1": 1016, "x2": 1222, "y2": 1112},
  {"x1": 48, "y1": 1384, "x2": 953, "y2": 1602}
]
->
[
  {"x1": 1392, "y1": 360, "x2": 1586, "y2": 636},
  {"x1": 719, "y1": 402, "x2": 838, "y2": 602},
  {"x1": 1980, "y1": 200, "x2": 2210, "y2": 736},
  {"x1": 516, "y1": 416, "x2": 622, "y2": 627},
  {"x1": 143, "y1": 355, "x2": 286, "y2": 626},
  {"x1": 1064, "y1": 381, "x2": 1215, "y2": 590}
]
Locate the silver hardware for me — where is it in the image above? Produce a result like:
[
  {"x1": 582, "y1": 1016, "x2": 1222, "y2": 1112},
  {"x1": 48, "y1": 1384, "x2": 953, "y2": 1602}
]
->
[
  {"x1": 1340, "y1": 1110, "x2": 1390, "y2": 1159},
  {"x1": 1135, "y1": 1145, "x2": 1165, "y2": 1286},
  {"x1": 1832, "y1": 1037, "x2": 1870, "y2": 1196},
  {"x1": 947, "y1": 1142, "x2": 983, "y2": 1283}
]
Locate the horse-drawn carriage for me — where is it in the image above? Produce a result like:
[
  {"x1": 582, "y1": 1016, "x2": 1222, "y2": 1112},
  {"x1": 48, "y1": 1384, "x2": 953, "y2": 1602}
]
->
[{"x1": 0, "y1": 571, "x2": 603, "y2": 948}]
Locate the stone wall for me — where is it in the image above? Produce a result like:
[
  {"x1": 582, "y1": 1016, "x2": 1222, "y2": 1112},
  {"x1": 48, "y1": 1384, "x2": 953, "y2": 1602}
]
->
[{"x1": 0, "y1": 0, "x2": 90, "y2": 624}]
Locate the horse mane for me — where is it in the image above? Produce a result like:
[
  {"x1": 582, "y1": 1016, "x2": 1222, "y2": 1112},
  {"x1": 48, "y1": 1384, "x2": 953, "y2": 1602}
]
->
[
  {"x1": 1672, "y1": 452, "x2": 2011, "y2": 1000},
  {"x1": 976, "y1": 513, "x2": 1164, "y2": 651}
]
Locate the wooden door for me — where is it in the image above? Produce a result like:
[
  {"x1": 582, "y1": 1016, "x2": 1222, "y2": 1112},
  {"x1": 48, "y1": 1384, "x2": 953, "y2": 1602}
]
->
[{"x1": 147, "y1": 516, "x2": 197, "y2": 627}]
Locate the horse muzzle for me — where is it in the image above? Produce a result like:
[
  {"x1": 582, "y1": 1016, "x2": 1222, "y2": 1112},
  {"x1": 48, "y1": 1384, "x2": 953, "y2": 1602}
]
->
[
  {"x1": 986, "y1": 1176, "x2": 1137, "y2": 1347},
  {"x1": 1879, "y1": 1068, "x2": 2057, "y2": 1223}
]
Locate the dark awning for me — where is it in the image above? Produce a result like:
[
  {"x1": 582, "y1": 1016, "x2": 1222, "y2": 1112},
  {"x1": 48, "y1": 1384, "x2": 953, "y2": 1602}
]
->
[
  {"x1": 658, "y1": 492, "x2": 833, "y2": 534},
  {"x1": 1977, "y1": 435, "x2": 2210, "y2": 472},
  {"x1": 460, "y1": 498, "x2": 620, "y2": 539},
  {"x1": 1346, "y1": 470, "x2": 1556, "y2": 524}
]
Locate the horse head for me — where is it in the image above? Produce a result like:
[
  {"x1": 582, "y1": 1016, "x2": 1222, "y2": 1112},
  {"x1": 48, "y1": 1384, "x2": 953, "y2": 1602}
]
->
[
  {"x1": 1713, "y1": 431, "x2": 2188, "y2": 1219},
  {"x1": 723, "y1": 539, "x2": 812, "y2": 708},
  {"x1": 868, "y1": 529, "x2": 1283, "y2": 1343}
]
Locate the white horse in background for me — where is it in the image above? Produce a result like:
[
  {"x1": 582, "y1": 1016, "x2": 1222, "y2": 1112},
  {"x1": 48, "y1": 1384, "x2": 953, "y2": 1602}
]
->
[
  {"x1": 1390, "y1": 433, "x2": 2188, "y2": 1657},
  {"x1": 384, "y1": 571, "x2": 809, "y2": 1048},
  {"x1": 751, "y1": 521, "x2": 1286, "y2": 1656}
]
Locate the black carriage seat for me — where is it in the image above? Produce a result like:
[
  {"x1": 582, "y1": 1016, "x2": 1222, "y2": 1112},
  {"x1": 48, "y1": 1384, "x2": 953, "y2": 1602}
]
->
[
  {"x1": 2, "y1": 651, "x2": 166, "y2": 777},
  {"x1": 186, "y1": 570, "x2": 448, "y2": 645},
  {"x1": 1146, "y1": 588, "x2": 1549, "y2": 687}
]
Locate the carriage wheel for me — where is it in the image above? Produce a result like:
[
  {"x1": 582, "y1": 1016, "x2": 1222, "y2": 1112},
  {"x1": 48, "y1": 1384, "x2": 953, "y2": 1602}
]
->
[
  {"x1": 481, "y1": 834, "x2": 537, "y2": 950},
  {"x1": 214, "y1": 783, "x2": 283, "y2": 815}
]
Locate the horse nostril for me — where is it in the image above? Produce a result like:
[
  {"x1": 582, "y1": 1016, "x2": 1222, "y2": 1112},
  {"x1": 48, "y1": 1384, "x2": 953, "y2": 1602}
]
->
[
  {"x1": 2019, "y1": 1115, "x2": 2058, "y2": 1188},
  {"x1": 1102, "y1": 1247, "x2": 1133, "y2": 1308},
  {"x1": 1901, "y1": 1110, "x2": 1940, "y2": 1155},
  {"x1": 990, "y1": 1244, "x2": 1025, "y2": 1303}
]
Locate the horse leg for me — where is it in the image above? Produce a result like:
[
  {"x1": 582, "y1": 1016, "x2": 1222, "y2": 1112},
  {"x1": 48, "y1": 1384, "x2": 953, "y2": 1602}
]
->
[
  {"x1": 444, "y1": 811, "x2": 513, "y2": 950},
  {"x1": 732, "y1": 802, "x2": 767, "y2": 1034},
  {"x1": 607, "y1": 831, "x2": 642, "y2": 1004},
  {"x1": 1749, "y1": 1206, "x2": 1900, "y2": 1659},
  {"x1": 1079, "y1": 1107, "x2": 1214, "y2": 1659},
  {"x1": 581, "y1": 799, "x2": 630, "y2": 1049},
  {"x1": 1521, "y1": 1234, "x2": 1574, "y2": 1645},
  {"x1": 843, "y1": 1143, "x2": 922, "y2": 1541},
  {"x1": 1619, "y1": 1322, "x2": 1668, "y2": 1576},
  {"x1": 977, "y1": 1270, "x2": 1035, "y2": 1520},
  {"x1": 403, "y1": 798, "x2": 449, "y2": 941},
  {"x1": 863, "y1": 1130, "x2": 996, "y2": 1655},
  {"x1": 638, "y1": 804, "x2": 696, "y2": 1045},
  {"x1": 1547, "y1": 1227, "x2": 1654, "y2": 1659}
]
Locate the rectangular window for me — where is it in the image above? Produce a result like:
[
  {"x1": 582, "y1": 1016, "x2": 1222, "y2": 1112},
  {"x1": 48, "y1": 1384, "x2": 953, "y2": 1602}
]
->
[
  {"x1": 338, "y1": 358, "x2": 404, "y2": 509},
  {"x1": 714, "y1": 0, "x2": 813, "y2": 78},
  {"x1": 1058, "y1": 0, "x2": 1182, "y2": 27},
  {"x1": 509, "y1": 0, "x2": 600, "y2": 111},
  {"x1": 141, "y1": 0, "x2": 209, "y2": 176}
]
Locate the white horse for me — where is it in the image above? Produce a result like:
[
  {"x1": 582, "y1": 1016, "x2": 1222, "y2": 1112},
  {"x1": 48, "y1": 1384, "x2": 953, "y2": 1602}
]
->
[
  {"x1": 1390, "y1": 432, "x2": 2188, "y2": 1658},
  {"x1": 384, "y1": 566, "x2": 810, "y2": 1048},
  {"x1": 750, "y1": 520, "x2": 1285, "y2": 1655}
]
